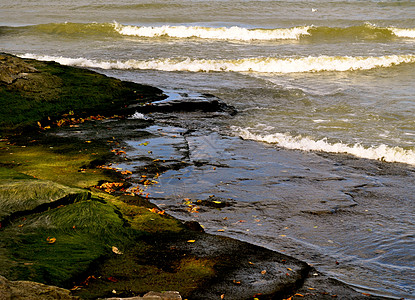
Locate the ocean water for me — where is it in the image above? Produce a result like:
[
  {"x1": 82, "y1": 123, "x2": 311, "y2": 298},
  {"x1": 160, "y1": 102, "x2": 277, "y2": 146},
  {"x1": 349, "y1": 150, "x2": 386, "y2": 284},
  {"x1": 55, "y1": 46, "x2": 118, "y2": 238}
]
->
[{"x1": 1, "y1": 0, "x2": 415, "y2": 298}]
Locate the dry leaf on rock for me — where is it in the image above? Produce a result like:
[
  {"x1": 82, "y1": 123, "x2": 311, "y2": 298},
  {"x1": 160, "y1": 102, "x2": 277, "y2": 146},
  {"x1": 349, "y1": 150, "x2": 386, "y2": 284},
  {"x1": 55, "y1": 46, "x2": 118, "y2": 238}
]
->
[{"x1": 112, "y1": 246, "x2": 123, "y2": 255}]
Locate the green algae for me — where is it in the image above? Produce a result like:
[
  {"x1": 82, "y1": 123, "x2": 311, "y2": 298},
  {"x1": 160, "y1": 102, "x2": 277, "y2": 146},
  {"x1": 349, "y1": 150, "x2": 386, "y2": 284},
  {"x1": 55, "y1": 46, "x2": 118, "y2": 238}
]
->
[
  {"x1": 0, "y1": 53, "x2": 164, "y2": 131},
  {"x1": 0, "y1": 137, "x2": 215, "y2": 298},
  {"x1": 0, "y1": 179, "x2": 90, "y2": 223},
  {"x1": 0, "y1": 53, "x2": 220, "y2": 299},
  {"x1": 0, "y1": 197, "x2": 136, "y2": 287},
  {"x1": 0, "y1": 139, "x2": 115, "y2": 189}
]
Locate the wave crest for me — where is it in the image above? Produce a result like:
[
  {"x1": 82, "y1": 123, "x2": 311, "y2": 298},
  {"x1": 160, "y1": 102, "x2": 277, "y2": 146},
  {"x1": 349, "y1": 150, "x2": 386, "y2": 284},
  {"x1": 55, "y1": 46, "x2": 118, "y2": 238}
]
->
[
  {"x1": 20, "y1": 53, "x2": 415, "y2": 74},
  {"x1": 113, "y1": 22, "x2": 310, "y2": 40},
  {"x1": 234, "y1": 127, "x2": 415, "y2": 165},
  {"x1": 6, "y1": 22, "x2": 415, "y2": 41}
]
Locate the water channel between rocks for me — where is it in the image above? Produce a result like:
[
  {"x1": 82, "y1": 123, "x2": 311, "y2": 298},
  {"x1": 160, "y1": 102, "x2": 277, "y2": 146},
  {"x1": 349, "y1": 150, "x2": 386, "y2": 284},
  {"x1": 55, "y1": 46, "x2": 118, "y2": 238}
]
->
[{"x1": 55, "y1": 94, "x2": 415, "y2": 299}]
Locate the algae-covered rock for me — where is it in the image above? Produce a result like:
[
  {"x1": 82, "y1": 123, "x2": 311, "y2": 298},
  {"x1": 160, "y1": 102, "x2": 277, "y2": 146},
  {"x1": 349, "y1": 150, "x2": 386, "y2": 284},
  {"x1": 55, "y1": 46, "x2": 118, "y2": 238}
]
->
[
  {"x1": 0, "y1": 196, "x2": 136, "y2": 287},
  {"x1": 0, "y1": 179, "x2": 90, "y2": 223},
  {"x1": 0, "y1": 275, "x2": 78, "y2": 300},
  {"x1": 0, "y1": 52, "x2": 165, "y2": 130}
]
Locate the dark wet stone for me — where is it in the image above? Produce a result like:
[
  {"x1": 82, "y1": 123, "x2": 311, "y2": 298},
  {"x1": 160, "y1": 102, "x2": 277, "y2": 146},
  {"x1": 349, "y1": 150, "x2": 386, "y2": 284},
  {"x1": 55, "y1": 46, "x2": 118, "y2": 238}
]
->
[
  {"x1": 130, "y1": 94, "x2": 237, "y2": 116},
  {"x1": 183, "y1": 220, "x2": 205, "y2": 232}
]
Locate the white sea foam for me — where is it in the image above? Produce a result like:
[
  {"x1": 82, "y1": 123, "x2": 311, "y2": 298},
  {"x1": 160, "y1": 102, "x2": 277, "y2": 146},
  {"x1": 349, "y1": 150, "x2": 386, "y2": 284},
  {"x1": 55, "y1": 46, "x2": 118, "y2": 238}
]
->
[
  {"x1": 233, "y1": 127, "x2": 415, "y2": 165},
  {"x1": 113, "y1": 22, "x2": 310, "y2": 41},
  {"x1": 21, "y1": 53, "x2": 415, "y2": 74},
  {"x1": 130, "y1": 112, "x2": 148, "y2": 120},
  {"x1": 390, "y1": 27, "x2": 415, "y2": 38}
]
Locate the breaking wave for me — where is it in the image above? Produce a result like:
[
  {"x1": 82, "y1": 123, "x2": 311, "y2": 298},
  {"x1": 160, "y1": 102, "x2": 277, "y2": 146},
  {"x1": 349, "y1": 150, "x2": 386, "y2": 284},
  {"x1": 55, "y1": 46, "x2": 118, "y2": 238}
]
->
[
  {"x1": 113, "y1": 22, "x2": 310, "y2": 40},
  {"x1": 20, "y1": 53, "x2": 415, "y2": 74},
  {"x1": 5, "y1": 22, "x2": 415, "y2": 41},
  {"x1": 114, "y1": 22, "x2": 415, "y2": 41},
  {"x1": 233, "y1": 127, "x2": 415, "y2": 165}
]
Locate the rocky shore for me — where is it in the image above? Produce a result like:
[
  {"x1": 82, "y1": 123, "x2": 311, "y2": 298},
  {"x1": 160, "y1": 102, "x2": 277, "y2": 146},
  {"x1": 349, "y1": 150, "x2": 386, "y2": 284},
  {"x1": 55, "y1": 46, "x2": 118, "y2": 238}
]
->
[{"x1": 0, "y1": 53, "x2": 391, "y2": 299}]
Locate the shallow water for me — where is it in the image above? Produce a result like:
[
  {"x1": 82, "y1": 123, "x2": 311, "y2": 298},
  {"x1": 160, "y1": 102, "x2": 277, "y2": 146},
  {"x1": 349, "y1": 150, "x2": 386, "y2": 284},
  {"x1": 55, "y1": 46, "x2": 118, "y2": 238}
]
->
[
  {"x1": 1, "y1": 0, "x2": 415, "y2": 298},
  {"x1": 114, "y1": 109, "x2": 415, "y2": 298}
]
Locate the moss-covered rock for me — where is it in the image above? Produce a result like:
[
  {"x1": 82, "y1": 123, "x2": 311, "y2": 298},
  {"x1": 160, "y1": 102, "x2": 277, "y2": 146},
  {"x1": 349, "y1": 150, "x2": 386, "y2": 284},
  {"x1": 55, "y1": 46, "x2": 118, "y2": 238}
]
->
[
  {"x1": 0, "y1": 52, "x2": 165, "y2": 131},
  {"x1": 0, "y1": 190, "x2": 139, "y2": 287},
  {"x1": 0, "y1": 179, "x2": 90, "y2": 223}
]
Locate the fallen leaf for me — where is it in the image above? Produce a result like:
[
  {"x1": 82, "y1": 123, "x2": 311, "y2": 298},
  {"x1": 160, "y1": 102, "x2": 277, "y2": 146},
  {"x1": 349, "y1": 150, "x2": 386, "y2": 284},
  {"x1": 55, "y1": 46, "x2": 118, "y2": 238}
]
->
[
  {"x1": 294, "y1": 293, "x2": 304, "y2": 297},
  {"x1": 112, "y1": 246, "x2": 123, "y2": 255},
  {"x1": 261, "y1": 270, "x2": 267, "y2": 275},
  {"x1": 217, "y1": 229, "x2": 225, "y2": 232},
  {"x1": 46, "y1": 237, "x2": 56, "y2": 244},
  {"x1": 187, "y1": 240, "x2": 196, "y2": 243},
  {"x1": 107, "y1": 276, "x2": 118, "y2": 282}
]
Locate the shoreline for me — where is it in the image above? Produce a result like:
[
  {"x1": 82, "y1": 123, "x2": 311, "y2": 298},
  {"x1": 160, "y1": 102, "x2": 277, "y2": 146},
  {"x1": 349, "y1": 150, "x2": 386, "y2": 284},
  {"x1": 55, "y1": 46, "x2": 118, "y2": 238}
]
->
[{"x1": 0, "y1": 53, "x2": 396, "y2": 299}]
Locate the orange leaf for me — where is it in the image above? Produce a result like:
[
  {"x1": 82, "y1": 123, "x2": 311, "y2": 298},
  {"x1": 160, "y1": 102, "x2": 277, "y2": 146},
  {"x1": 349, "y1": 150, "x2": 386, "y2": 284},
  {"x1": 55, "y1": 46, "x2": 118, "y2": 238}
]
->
[
  {"x1": 46, "y1": 237, "x2": 56, "y2": 244},
  {"x1": 107, "y1": 276, "x2": 118, "y2": 282}
]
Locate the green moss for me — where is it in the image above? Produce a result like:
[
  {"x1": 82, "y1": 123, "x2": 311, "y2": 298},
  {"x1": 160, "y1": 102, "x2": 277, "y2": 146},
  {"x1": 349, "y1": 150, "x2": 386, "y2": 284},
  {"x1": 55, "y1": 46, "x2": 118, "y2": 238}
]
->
[
  {"x1": 0, "y1": 140, "x2": 115, "y2": 188},
  {"x1": 0, "y1": 198, "x2": 135, "y2": 287},
  {"x1": 0, "y1": 53, "x2": 164, "y2": 131},
  {"x1": 72, "y1": 242, "x2": 216, "y2": 299},
  {"x1": 0, "y1": 167, "x2": 33, "y2": 180},
  {"x1": 0, "y1": 178, "x2": 90, "y2": 222}
]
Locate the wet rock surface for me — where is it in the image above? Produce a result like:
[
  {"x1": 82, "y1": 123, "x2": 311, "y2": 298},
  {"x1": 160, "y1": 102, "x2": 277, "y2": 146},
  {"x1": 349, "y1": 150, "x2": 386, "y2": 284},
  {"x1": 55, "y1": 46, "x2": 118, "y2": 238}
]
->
[{"x1": 42, "y1": 103, "x2": 395, "y2": 299}]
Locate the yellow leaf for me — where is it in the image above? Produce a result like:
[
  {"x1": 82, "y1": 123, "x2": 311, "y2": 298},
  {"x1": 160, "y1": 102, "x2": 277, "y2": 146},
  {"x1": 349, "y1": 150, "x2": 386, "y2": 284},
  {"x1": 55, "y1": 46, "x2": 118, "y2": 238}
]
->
[
  {"x1": 46, "y1": 237, "x2": 56, "y2": 244},
  {"x1": 112, "y1": 246, "x2": 123, "y2": 255},
  {"x1": 187, "y1": 240, "x2": 196, "y2": 243},
  {"x1": 261, "y1": 270, "x2": 267, "y2": 274}
]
